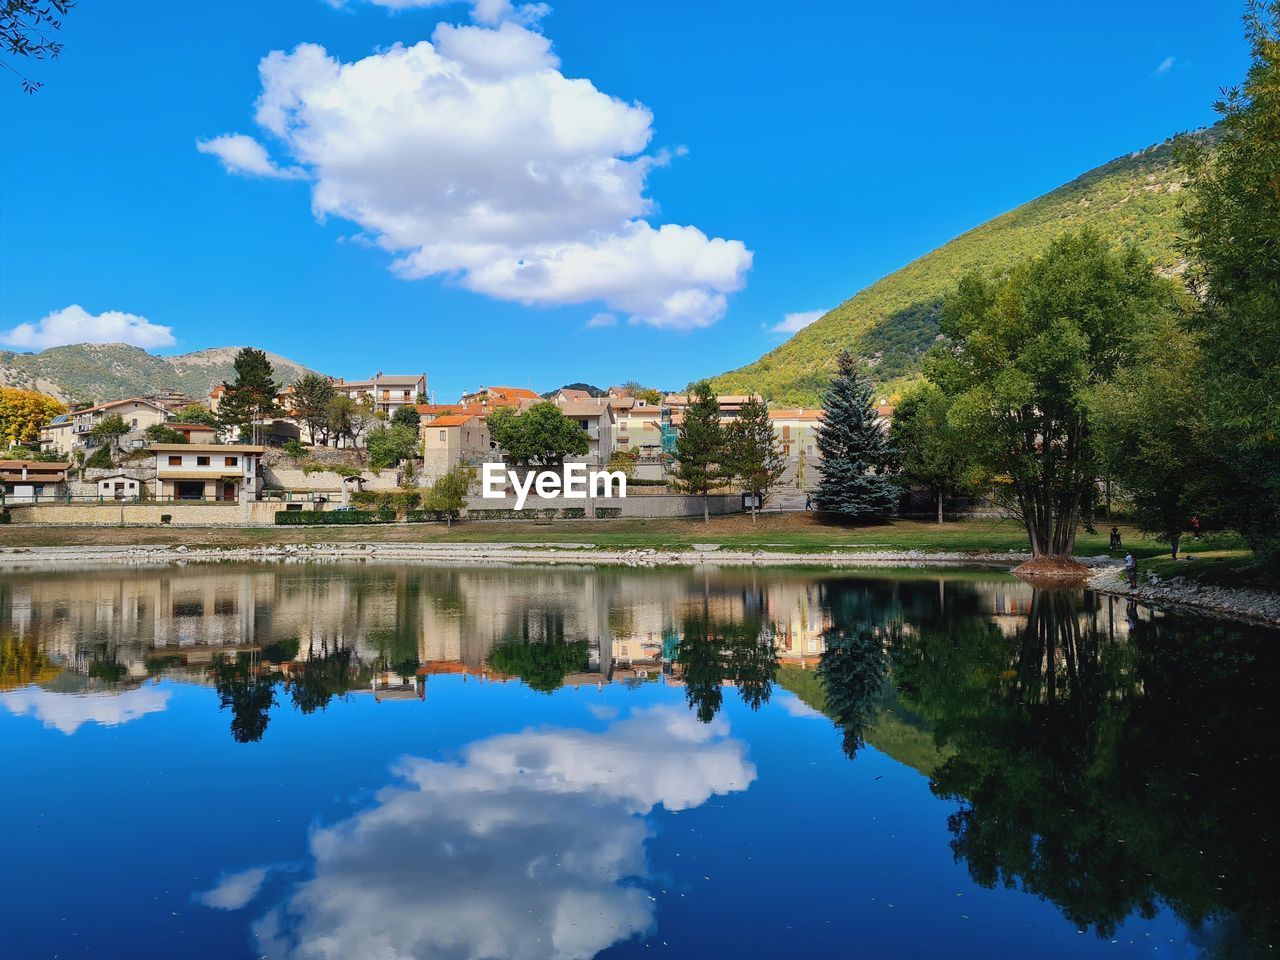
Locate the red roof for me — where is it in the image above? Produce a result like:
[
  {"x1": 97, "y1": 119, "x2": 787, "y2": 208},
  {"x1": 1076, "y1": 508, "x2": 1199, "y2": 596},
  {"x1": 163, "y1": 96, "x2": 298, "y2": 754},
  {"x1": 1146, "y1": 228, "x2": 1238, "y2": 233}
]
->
[{"x1": 429, "y1": 414, "x2": 476, "y2": 427}]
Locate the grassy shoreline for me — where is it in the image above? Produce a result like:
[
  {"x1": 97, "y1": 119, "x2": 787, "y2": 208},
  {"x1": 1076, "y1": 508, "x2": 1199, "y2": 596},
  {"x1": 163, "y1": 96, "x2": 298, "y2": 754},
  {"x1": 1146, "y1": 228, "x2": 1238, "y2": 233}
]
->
[{"x1": 0, "y1": 514, "x2": 1206, "y2": 559}]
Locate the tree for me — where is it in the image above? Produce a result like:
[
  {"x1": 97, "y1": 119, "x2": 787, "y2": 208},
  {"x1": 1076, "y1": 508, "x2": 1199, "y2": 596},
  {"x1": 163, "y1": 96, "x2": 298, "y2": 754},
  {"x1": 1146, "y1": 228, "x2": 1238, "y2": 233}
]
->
[
  {"x1": 143, "y1": 423, "x2": 188, "y2": 445},
  {"x1": 84, "y1": 446, "x2": 113, "y2": 469},
  {"x1": 292, "y1": 374, "x2": 336, "y2": 445},
  {"x1": 89, "y1": 414, "x2": 130, "y2": 461},
  {"x1": 1, "y1": 0, "x2": 74, "y2": 93},
  {"x1": 488, "y1": 401, "x2": 589, "y2": 467},
  {"x1": 1091, "y1": 314, "x2": 1212, "y2": 557},
  {"x1": 391, "y1": 404, "x2": 421, "y2": 431},
  {"x1": 326, "y1": 394, "x2": 358, "y2": 449},
  {"x1": 366, "y1": 423, "x2": 419, "y2": 471},
  {"x1": 1176, "y1": 2, "x2": 1280, "y2": 571},
  {"x1": 672, "y1": 381, "x2": 726, "y2": 522},
  {"x1": 623, "y1": 381, "x2": 664, "y2": 405},
  {"x1": 812, "y1": 350, "x2": 897, "y2": 520},
  {"x1": 219, "y1": 348, "x2": 280, "y2": 444},
  {"x1": 891, "y1": 380, "x2": 972, "y2": 524},
  {"x1": 725, "y1": 395, "x2": 786, "y2": 523},
  {"x1": 422, "y1": 467, "x2": 473, "y2": 526},
  {"x1": 172, "y1": 404, "x2": 220, "y2": 427},
  {"x1": 0, "y1": 386, "x2": 64, "y2": 447},
  {"x1": 928, "y1": 231, "x2": 1176, "y2": 565}
]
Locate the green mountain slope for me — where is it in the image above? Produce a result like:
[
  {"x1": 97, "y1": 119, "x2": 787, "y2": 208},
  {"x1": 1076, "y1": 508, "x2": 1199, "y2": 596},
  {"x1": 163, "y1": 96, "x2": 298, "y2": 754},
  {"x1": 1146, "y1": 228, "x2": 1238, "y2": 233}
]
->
[
  {"x1": 0, "y1": 343, "x2": 322, "y2": 404},
  {"x1": 713, "y1": 133, "x2": 1202, "y2": 405}
]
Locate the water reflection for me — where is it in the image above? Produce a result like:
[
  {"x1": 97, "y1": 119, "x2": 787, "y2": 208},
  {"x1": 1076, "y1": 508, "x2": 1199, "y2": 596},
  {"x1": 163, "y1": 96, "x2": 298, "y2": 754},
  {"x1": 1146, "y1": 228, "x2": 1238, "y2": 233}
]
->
[
  {"x1": 1, "y1": 563, "x2": 1275, "y2": 957},
  {"x1": 238, "y1": 706, "x2": 753, "y2": 960}
]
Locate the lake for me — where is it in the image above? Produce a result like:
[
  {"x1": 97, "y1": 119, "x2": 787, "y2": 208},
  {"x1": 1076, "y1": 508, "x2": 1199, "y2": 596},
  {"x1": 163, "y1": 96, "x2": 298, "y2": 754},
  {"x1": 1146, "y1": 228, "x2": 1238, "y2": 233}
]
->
[{"x1": 1, "y1": 562, "x2": 1274, "y2": 959}]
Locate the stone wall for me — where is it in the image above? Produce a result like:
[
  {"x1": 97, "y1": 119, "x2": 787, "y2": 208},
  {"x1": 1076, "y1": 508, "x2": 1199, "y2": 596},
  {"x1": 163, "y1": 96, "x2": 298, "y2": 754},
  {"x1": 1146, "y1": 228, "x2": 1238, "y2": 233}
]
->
[{"x1": 6, "y1": 501, "x2": 250, "y2": 526}]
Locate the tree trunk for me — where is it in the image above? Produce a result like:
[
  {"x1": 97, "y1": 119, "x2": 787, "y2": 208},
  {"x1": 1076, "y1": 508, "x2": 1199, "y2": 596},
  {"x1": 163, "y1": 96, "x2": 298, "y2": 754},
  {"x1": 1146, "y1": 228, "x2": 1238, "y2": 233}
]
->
[
  {"x1": 936, "y1": 488, "x2": 944, "y2": 525},
  {"x1": 703, "y1": 493, "x2": 709, "y2": 523}
]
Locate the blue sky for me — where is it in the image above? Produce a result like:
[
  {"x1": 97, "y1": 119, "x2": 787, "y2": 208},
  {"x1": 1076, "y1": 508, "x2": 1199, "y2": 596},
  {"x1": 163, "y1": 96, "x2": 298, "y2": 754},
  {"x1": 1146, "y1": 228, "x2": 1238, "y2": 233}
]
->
[{"x1": 0, "y1": 0, "x2": 1249, "y2": 401}]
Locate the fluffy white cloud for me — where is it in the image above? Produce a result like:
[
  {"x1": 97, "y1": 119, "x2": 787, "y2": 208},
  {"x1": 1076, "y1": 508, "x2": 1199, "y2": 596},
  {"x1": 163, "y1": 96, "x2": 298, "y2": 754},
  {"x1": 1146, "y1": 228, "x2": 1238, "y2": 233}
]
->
[
  {"x1": 585, "y1": 311, "x2": 617, "y2": 328},
  {"x1": 0, "y1": 304, "x2": 177, "y2": 351},
  {"x1": 195, "y1": 133, "x2": 305, "y2": 180},
  {"x1": 771, "y1": 308, "x2": 828, "y2": 334},
  {"x1": 235, "y1": 706, "x2": 754, "y2": 960},
  {"x1": 204, "y1": 15, "x2": 751, "y2": 329},
  {"x1": 0, "y1": 686, "x2": 171, "y2": 735},
  {"x1": 1151, "y1": 56, "x2": 1175, "y2": 79}
]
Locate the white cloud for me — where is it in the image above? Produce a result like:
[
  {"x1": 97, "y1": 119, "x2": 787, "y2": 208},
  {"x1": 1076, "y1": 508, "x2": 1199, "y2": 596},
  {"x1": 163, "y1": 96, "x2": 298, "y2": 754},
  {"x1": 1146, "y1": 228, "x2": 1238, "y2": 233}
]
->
[
  {"x1": 195, "y1": 133, "x2": 305, "y2": 180},
  {"x1": 196, "y1": 867, "x2": 272, "y2": 911},
  {"x1": 771, "y1": 308, "x2": 828, "y2": 334},
  {"x1": 586, "y1": 312, "x2": 617, "y2": 328},
  {"x1": 1151, "y1": 56, "x2": 1175, "y2": 78},
  {"x1": 0, "y1": 304, "x2": 177, "y2": 351},
  {"x1": 329, "y1": 0, "x2": 550, "y2": 26},
  {"x1": 233, "y1": 706, "x2": 754, "y2": 960},
  {"x1": 204, "y1": 16, "x2": 751, "y2": 329},
  {"x1": 0, "y1": 686, "x2": 171, "y2": 735}
]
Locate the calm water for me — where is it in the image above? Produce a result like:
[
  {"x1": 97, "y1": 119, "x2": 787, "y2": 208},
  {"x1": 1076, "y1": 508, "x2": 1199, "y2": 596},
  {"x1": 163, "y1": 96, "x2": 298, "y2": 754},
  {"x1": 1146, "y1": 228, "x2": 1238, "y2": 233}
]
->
[{"x1": 0, "y1": 562, "x2": 1275, "y2": 960}]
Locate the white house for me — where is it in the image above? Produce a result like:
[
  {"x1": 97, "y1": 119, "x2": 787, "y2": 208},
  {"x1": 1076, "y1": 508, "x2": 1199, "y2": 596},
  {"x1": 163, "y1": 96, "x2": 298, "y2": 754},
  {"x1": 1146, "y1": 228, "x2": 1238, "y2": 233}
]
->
[{"x1": 150, "y1": 443, "x2": 265, "y2": 502}]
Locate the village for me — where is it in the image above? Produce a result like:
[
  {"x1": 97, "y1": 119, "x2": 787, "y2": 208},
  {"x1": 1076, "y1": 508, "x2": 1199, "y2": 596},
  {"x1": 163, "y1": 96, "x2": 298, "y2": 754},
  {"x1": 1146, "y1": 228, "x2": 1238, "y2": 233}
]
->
[{"x1": 0, "y1": 358, "x2": 894, "y2": 526}]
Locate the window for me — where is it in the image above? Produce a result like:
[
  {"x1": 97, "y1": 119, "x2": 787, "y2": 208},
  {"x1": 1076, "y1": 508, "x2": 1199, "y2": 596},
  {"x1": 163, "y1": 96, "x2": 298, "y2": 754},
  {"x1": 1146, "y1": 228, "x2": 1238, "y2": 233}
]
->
[
  {"x1": 131, "y1": 419, "x2": 138, "y2": 428},
  {"x1": 196, "y1": 456, "x2": 210, "y2": 466},
  {"x1": 224, "y1": 456, "x2": 238, "y2": 467},
  {"x1": 168, "y1": 455, "x2": 182, "y2": 466},
  {"x1": 438, "y1": 430, "x2": 446, "y2": 441}
]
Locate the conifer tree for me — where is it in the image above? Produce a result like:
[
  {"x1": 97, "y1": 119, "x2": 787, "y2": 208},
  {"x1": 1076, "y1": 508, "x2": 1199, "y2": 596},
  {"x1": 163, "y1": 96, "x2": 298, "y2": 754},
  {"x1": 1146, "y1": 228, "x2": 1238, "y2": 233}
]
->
[
  {"x1": 726, "y1": 395, "x2": 787, "y2": 523},
  {"x1": 813, "y1": 350, "x2": 897, "y2": 519},
  {"x1": 673, "y1": 380, "x2": 726, "y2": 522},
  {"x1": 219, "y1": 348, "x2": 280, "y2": 444}
]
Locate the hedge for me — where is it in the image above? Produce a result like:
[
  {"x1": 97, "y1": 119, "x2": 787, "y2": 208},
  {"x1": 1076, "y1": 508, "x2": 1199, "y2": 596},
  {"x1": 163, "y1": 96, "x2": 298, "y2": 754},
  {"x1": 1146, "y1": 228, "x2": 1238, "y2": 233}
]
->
[
  {"x1": 275, "y1": 509, "x2": 395, "y2": 525},
  {"x1": 404, "y1": 509, "x2": 460, "y2": 523},
  {"x1": 0, "y1": 511, "x2": 10, "y2": 524}
]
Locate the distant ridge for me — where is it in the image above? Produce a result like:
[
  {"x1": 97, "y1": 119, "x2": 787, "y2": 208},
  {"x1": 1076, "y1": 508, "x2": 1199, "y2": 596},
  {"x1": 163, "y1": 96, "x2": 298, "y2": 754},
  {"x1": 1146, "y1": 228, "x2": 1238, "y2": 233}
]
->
[
  {"x1": 0, "y1": 342, "x2": 322, "y2": 403},
  {"x1": 712, "y1": 130, "x2": 1210, "y2": 405}
]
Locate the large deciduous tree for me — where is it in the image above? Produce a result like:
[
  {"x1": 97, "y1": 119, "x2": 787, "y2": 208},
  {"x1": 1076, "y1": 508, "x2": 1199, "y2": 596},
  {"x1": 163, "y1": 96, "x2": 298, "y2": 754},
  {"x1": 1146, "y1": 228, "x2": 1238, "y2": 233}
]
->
[
  {"x1": 0, "y1": 386, "x2": 64, "y2": 447},
  {"x1": 672, "y1": 381, "x2": 727, "y2": 522},
  {"x1": 1176, "y1": 1, "x2": 1280, "y2": 571},
  {"x1": 812, "y1": 350, "x2": 897, "y2": 521},
  {"x1": 89, "y1": 414, "x2": 130, "y2": 462},
  {"x1": 488, "y1": 401, "x2": 589, "y2": 467},
  {"x1": 890, "y1": 380, "x2": 972, "y2": 524},
  {"x1": 292, "y1": 374, "x2": 336, "y2": 445},
  {"x1": 928, "y1": 230, "x2": 1177, "y2": 568}
]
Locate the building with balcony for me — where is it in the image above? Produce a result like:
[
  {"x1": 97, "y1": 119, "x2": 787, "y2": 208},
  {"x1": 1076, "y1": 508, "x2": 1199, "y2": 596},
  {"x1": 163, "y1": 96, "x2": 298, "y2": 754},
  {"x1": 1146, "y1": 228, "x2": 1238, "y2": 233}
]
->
[
  {"x1": 150, "y1": 444, "x2": 265, "y2": 502},
  {"x1": 335, "y1": 373, "x2": 427, "y2": 416}
]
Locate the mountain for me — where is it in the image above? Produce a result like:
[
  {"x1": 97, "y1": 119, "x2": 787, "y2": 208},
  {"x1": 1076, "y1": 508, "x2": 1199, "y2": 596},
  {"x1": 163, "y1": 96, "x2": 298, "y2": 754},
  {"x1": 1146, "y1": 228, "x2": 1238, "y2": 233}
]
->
[
  {"x1": 712, "y1": 132, "x2": 1203, "y2": 405},
  {"x1": 0, "y1": 343, "x2": 322, "y2": 404}
]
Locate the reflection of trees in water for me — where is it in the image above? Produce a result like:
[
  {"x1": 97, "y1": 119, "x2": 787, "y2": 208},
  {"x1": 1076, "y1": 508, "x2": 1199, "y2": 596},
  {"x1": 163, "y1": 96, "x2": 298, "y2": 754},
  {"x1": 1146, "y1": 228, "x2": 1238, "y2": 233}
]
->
[
  {"x1": 0, "y1": 632, "x2": 59, "y2": 690},
  {"x1": 211, "y1": 653, "x2": 277, "y2": 745},
  {"x1": 287, "y1": 642, "x2": 359, "y2": 715},
  {"x1": 675, "y1": 614, "x2": 777, "y2": 723},
  {"x1": 817, "y1": 625, "x2": 891, "y2": 759},
  {"x1": 487, "y1": 609, "x2": 588, "y2": 694},
  {"x1": 891, "y1": 588, "x2": 1278, "y2": 954}
]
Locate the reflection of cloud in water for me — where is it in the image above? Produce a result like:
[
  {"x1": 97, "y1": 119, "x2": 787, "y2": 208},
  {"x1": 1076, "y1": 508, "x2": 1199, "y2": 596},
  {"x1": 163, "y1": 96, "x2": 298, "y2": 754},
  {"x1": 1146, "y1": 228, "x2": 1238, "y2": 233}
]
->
[
  {"x1": 0, "y1": 686, "x2": 170, "y2": 734},
  {"x1": 250, "y1": 706, "x2": 755, "y2": 960},
  {"x1": 776, "y1": 693, "x2": 825, "y2": 720},
  {"x1": 197, "y1": 867, "x2": 271, "y2": 911}
]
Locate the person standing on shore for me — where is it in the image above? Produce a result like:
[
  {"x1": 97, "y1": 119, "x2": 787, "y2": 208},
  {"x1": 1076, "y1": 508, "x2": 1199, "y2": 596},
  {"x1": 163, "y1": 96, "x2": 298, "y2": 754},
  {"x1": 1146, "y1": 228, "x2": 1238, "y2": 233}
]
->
[
  {"x1": 1110, "y1": 526, "x2": 1122, "y2": 549},
  {"x1": 1124, "y1": 551, "x2": 1138, "y2": 589}
]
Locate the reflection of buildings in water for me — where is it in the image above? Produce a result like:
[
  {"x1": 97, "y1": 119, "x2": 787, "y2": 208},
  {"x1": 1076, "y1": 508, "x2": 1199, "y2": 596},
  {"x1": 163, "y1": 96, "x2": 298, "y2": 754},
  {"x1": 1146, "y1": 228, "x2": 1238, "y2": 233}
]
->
[{"x1": 0, "y1": 565, "x2": 1147, "y2": 697}]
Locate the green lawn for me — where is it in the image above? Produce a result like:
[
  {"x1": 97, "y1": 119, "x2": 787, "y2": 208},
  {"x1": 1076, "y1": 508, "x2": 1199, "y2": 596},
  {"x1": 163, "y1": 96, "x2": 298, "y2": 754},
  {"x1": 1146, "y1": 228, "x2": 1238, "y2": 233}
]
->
[{"x1": 0, "y1": 513, "x2": 1184, "y2": 558}]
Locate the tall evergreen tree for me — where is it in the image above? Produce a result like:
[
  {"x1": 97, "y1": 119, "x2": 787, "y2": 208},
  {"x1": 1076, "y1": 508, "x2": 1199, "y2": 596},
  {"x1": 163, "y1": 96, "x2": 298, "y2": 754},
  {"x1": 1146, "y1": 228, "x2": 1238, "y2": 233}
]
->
[
  {"x1": 219, "y1": 348, "x2": 280, "y2": 444},
  {"x1": 813, "y1": 350, "x2": 897, "y2": 520},
  {"x1": 726, "y1": 395, "x2": 787, "y2": 523},
  {"x1": 673, "y1": 380, "x2": 727, "y2": 522}
]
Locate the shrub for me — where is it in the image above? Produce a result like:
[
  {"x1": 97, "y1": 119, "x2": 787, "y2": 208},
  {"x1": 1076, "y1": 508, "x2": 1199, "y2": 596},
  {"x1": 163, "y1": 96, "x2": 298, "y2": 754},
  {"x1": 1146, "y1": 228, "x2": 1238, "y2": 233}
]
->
[
  {"x1": 0, "y1": 511, "x2": 10, "y2": 524},
  {"x1": 85, "y1": 446, "x2": 114, "y2": 469},
  {"x1": 274, "y1": 509, "x2": 395, "y2": 525},
  {"x1": 595, "y1": 507, "x2": 622, "y2": 519},
  {"x1": 282, "y1": 439, "x2": 306, "y2": 459}
]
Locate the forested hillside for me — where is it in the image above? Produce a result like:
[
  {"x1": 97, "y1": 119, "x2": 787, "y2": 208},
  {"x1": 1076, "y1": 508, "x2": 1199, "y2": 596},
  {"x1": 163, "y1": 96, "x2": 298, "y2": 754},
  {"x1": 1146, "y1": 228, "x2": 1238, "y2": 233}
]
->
[{"x1": 713, "y1": 132, "x2": 1207, "y2": 404}]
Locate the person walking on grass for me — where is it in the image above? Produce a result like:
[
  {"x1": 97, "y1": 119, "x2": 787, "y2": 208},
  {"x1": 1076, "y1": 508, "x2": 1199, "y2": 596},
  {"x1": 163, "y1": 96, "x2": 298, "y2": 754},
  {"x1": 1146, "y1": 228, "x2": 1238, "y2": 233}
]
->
[
  {"x1": 1109, "y1": 526, "x2": 1122, "y2": 550},
  {"x1": 1124, "y1": 551, "x2": 1138, "y2": 589},
  {"x1": 805, "y1": 493, "x2": 813, "y2": 512}
]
